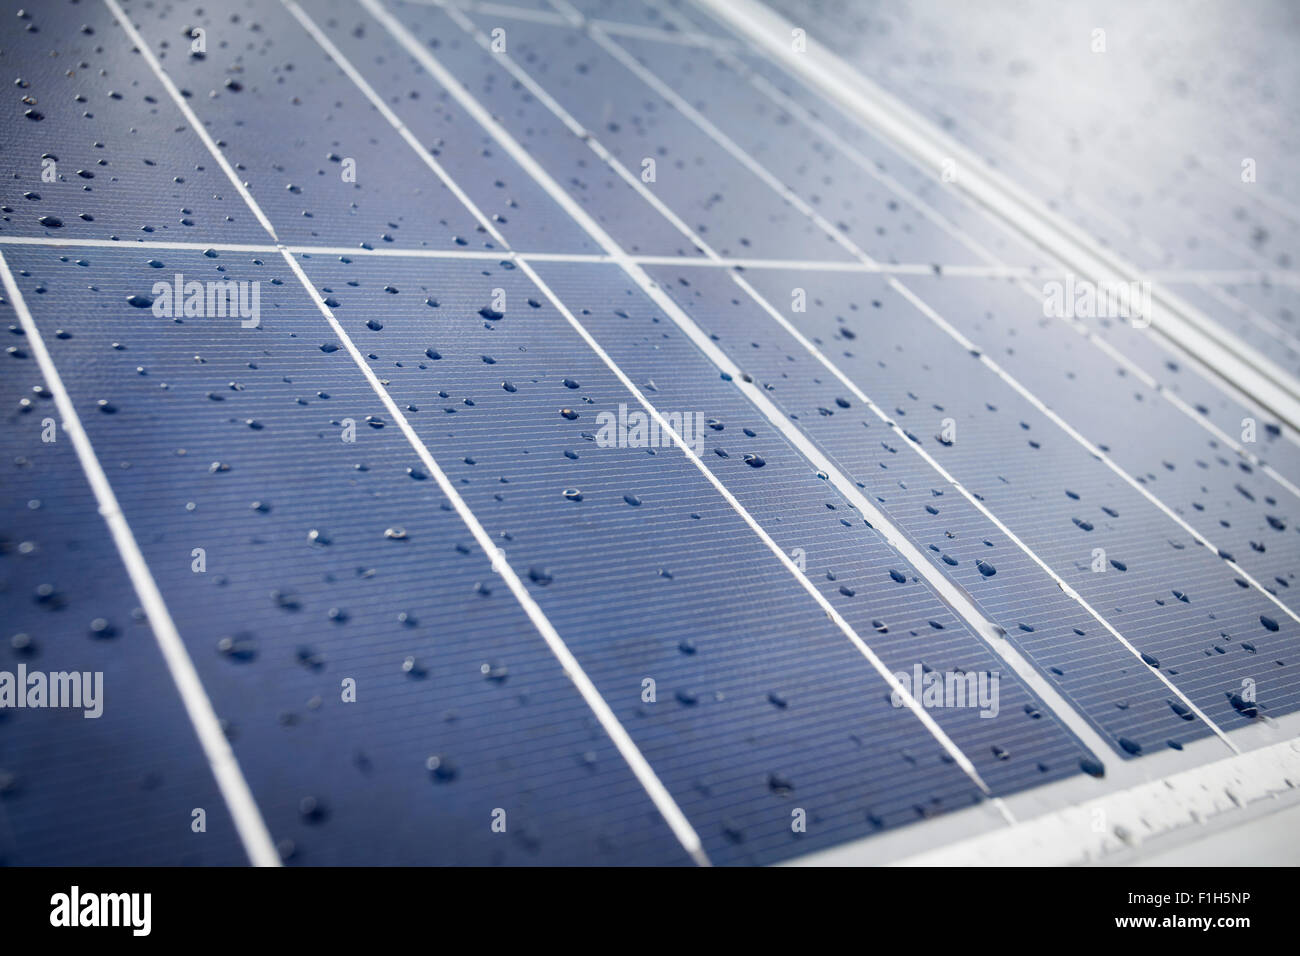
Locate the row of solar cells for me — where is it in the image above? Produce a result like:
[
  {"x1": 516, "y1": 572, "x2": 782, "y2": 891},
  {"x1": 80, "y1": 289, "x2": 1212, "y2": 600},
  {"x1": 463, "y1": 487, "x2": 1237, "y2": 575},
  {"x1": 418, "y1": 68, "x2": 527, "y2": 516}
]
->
[
  {"x1": 762, "y1": 0, "x2": 1300, "y2": 381},
  {"x1": 0, "y1": 0, "x2": 1295, "y2": 865}
]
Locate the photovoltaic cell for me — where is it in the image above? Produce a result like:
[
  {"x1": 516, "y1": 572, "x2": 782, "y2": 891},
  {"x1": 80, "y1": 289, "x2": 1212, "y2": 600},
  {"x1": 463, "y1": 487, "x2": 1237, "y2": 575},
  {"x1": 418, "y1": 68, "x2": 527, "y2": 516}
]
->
[
  {"x1": 0, "y1": 299, "x2": 247, "y2": 865},
  {"x1": 4, "y1": 245, "x2": 693, "y2": 865},
  {"x1": 0, "y1": 0, "x2": 1295, "y2": 866},
  {"x1": 444, "y1": 7, "x2": 857, "y2": 261},
  {"x1": 649, "y1": 262, "x2": 1298, "y2": 745}
]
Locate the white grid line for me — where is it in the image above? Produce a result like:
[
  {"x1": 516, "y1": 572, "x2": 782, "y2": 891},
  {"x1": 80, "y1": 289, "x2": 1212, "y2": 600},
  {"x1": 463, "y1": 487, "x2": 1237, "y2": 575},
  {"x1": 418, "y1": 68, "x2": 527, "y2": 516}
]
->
[
  {"x1": 571, "y1": 2, "x2": 1300, "y2": 636},
  {"x1": 467, "y1": 0, "x2": 1173, "y2": 766},
  {"x1": 0, "y1": 234, "x2": 1049, "y2": 276},
  {"x1": 107, "y1": 0, "x2": 708, "y2": 866},
  {"x1": 646, "y1": 0, "x2": 1300, "y2": 501},
  {"x1": 362, "y1": 0, "x2": 1013, "y2": 796},
  {"x1": 0, "y1": 250, "x2": 282, "y2": 867},
  {"x1": 851, "y1": 57, "x2": 1300, "y2": 443},
  {"x1": 697, "y1": 0, "x2": 1300, "y2": 429},
  {"x1": 535, "y1": 0, "x2": 1246, "y2": 747}
]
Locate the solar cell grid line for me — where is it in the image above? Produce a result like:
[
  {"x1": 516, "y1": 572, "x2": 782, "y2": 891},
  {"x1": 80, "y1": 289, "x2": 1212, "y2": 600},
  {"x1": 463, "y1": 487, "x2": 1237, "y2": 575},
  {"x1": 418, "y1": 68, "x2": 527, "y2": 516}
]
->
[
  {"x1": 0, "y1": 251, "x2": 282, "y2": 867},
  {"x1": 3, "y1": 245, "x2": 697, "y2": 867},
  {"x1": 899, "y1": 273, "x2": 1300, "y2": 607},
  {"x1": 712, "y1": 269, "x2": 1240, "y2": 751},
  {"x1": 100, "y1": 0, "x2": 712, "y2": 864},
  {"x1": 546, "y1": 0, "x2": 1300, "y2": 712},
  {"x1": 108, "y1": 0, "x2": 594, "y2": 257},
  {"x1": 3, "y1": 0, "x2": 1293, "y2": 876},
  {"x1": 0, "y1": 10, "x2": 268, "y2": 245},
  {"x1": 294, "y1": 0, "x2": 1090, "y2": 806},
  {"x1": 0, "y1": 232, "x2": 1055, "y2": 276},
  {"x1": 374, "y1": 0, "x2": 1258, "y2": 749},
  {"x1": 705, "y1": 56, "x2": 1300, "y2": 472},
  {"x1": 0, "y1": 299, "x2": 247, "y2": 868},
  {"x1": 657, "y1": 263, "x2": 1297, "y2": 749},
  {"x1": 101, "y1": 0, "x2": 1045, "y2": 858},
  {"x1": 496, "y1": 6, "x2": 1300, "y2": 633},
  {"x1": 528, "y1": 259, "x2": 1160, "y2": 773},
  {"x1": 280, "y1": 254, "x2": 1004, "y2": 863},
  {"x1": 702, "y1": 76, "x2": 1300, "y2": 480},
  {"x1": 382, "y1": 0, "x2": 1289, "y2": 764},
  {"x1": 844, "y1": 67, "x2": 1300, "y2": 381},
  {"x1": 897, "y1": 278, "x2": 1300, "y2": 626},
  {"x1": 328, "y1": 10, "x2": 714, "y2": 260},
  {"x1": 343, "y1": 0, "x2": 1113, "y2": 778},
  {"x1": 610, "y1": 0, "x2": 1300, "y2": 443},
  {"x1": 873, "y1": 64, "x2": 1290, "y2": 275},
  {"x1": 409, "y1": 0, "x2": 748, "y2": 50},
  {"x1": 346, "y1": 0, "x2": 1218, "y2": 767},
  {"x1": 330, "y1": 0, "x2": 1185, "y2": 816},
  {"x1": 421, "y1": 0, "x2": 1253, "y2": 764},
  {"x1": 278, "y1": 0, "x2": 603, "y2": 257},
  {"x1": 705, "y1": 1, "x2": 1300, "y2": 434},
  {"x1": 569, "y1": 0, "x2": 1056, "y2": 273},
  {"x1": 858, "y1": 40, "x2": 1300, "y2": 276},
  {"x1": 638, "y1": 0, "x2": 1300, "y2": 473},
  {"x1": 374, "y1": 0, "x2": 1279, "y2": 754},
  {"x1": 371, "y1": 7, "x2": 853, "y2": 265}
]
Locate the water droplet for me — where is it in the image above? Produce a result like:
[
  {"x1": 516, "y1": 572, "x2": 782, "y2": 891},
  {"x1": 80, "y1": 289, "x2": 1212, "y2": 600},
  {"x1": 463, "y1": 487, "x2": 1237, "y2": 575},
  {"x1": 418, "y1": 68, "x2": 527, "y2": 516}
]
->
[
  {"x1": 767, "y1": 773, "x2": 794, "y2": 796},
  {"x1": 426, "y1": 754, "x2": 457, "y2": 782},
  {"x1": 480, "y1": 661, "x2": 508, "y2": 682},
  {"x1": 298, "y1": 795, "x2": 327, "y2": 823},
  {"x1": 216, "y1": 635, "x2": 257, "y2": 661},
  {"x1": 88, "y1": 617, "x2": 115, "y2": 639}
]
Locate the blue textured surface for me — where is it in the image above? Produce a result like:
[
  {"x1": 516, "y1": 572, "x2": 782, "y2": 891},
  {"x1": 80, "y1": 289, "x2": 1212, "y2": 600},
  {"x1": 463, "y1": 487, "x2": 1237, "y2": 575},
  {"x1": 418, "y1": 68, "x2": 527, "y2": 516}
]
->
[
  {"x1": 4, "y1": 246, "x2": 692, "y2": 865},
  {"x1": 0, "y1": 294, "x2": 246, "y2": 866},
  {"x1": 765, "y1": 0, "x2": 1300, "y2": 374},
  {"x1": 652, "y1": 263, "x2": 1300, "y2": 749},
  {"x1": 0, "y1": 0, "x2": 267, "y2": 244},
  {"x1": 0, "y1": 0, "x2": 1296, "y2": 866}
]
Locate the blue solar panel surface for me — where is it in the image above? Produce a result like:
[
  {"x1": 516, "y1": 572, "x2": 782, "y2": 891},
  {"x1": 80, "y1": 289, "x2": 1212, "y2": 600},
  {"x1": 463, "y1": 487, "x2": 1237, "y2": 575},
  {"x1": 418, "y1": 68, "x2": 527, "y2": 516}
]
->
[{"x1": 0, "y1": 0, "x2": 1296, "y2": 865}]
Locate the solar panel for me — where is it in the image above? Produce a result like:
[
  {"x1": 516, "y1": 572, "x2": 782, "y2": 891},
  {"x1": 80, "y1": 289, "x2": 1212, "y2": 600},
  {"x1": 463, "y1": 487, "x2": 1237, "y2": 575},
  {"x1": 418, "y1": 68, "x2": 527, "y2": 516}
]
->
[{"x1": 1, "y1": 0, "x2": 1296, "y2": 868}]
